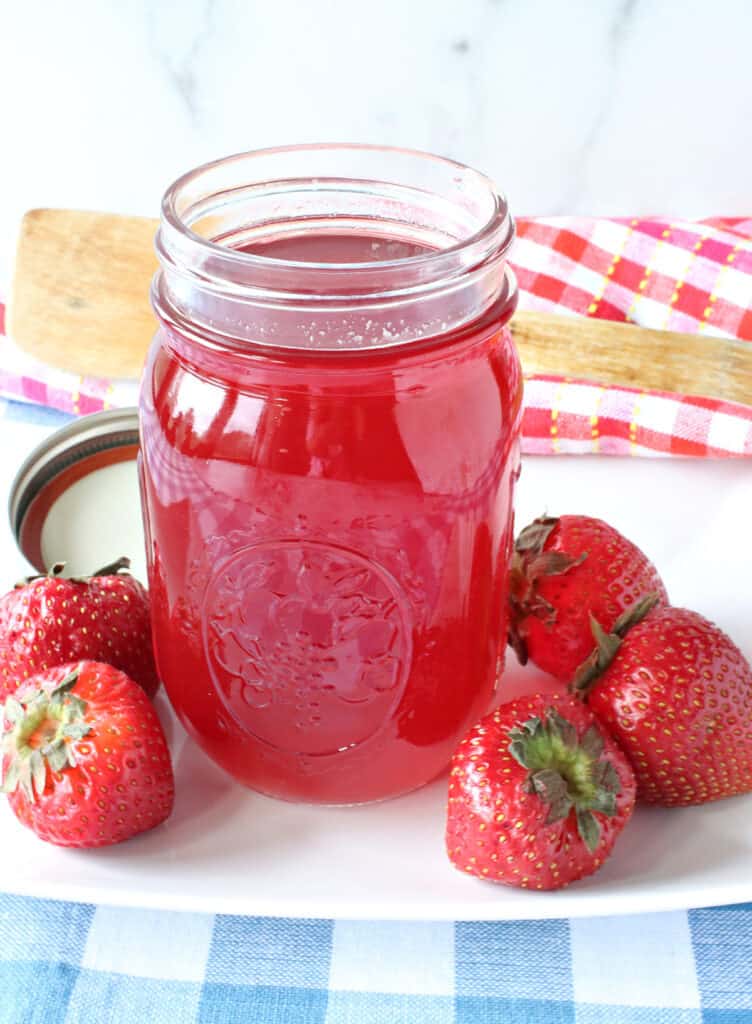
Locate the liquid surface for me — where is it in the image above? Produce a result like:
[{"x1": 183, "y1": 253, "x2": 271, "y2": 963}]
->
[
  {"x1": 140, "y1": 231, "x2": 522, "y2": 803},
  {"x1": 240, "y1": 231, "x2": 434, "y2": 263}
]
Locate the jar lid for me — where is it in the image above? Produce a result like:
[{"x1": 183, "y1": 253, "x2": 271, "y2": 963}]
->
[{"x1": 9, "y1": 408, "x2": 146, "y2": 581}]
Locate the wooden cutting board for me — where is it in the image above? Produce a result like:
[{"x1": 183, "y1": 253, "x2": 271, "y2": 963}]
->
[{"x1": 7, "y1": 208, "x2": 752, "y2": 405}]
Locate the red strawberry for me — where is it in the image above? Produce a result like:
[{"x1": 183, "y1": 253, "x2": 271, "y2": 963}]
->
[
  {"x1": 573, "y1": 600, "x2": 752, "y2": 806},
  {"x1": 2, "y1": 661, "x2": 174, "y2": 847},
  {"x1": 0, "y1": 558, "x2": 159, "y2": 700},
  {"x1": 508, "y1": 515, "x2": 668, "y2": 682},
  {"x1": 446, "y1": 691, "x2": 635, "y2": 890}
]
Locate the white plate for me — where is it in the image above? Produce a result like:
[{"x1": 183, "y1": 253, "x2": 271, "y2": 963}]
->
[{"x1": 0, "y1": 444, "x2": 751, "y2": 920}]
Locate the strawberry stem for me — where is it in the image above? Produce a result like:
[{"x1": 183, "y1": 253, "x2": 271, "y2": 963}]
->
[
  {"x1": 508, "y1": 708, "x2": 621, "y2": 852},
  {"x1": 91, "y1": 556, "x2": 131, "y2": 577},
  {"x1": 1, "y1": 667, "x2": 91, "y2": 801},
  {"x1": 612, "y1": 592, "x2": 661, "y2": 637},
  {"x1": 17, "y1": 557, "x2": 131, "y2": 589},
  {"x1": 15, "y1": 562, "x2": 66, "y2": 587},
  {"x1": 514, "y1": 516, "x2": 559, "y2": 554},
  {"x1": 571, "y1": 591, "x2": 661, "y2": 696},
  {"x1": 507, "y1": 515, "x2": 587, "y2": 666}
]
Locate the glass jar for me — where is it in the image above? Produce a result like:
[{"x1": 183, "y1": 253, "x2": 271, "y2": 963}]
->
[{"x1": 140, "y1": 145, "x2": 522, "y2": 804}]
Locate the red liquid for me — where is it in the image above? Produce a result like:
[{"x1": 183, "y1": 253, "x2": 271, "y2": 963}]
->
[{"x1": 140, "y1": 232, "x2": 522, "y2": 803}]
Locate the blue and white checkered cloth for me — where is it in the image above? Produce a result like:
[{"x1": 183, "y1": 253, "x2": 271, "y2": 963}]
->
[
  {"x1": 0, "y1": 894, "x2": 750, "y2": 1023},
  {"x1": 1, "y1": 396, "x2": 750, "y2": 1022}
]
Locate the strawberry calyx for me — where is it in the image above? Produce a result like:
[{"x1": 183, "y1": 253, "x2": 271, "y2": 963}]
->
[
  {"x1": 16, "y1": 561, "x2": 66, "y2": 588},
  {"x1": 89, "y1": 556, "x2": 131, "y2": 578},
  {"x1": 508, "y1": 708, "x2": 621, "y2": 852},
  {"x1": 17, "y1": 556, "x2": 131, "y2": 588},
  {"x1": 1, "y1": 667, "x2": 91, "y2": 801},
  {"x1": 508, "y1": 516, "x2": 586, "y2": 665},
  {"x1": 571, "y1": 592, "x2": 661, "y2": 695}
]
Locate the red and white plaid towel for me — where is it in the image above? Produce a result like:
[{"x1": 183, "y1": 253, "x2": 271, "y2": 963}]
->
[
  {"x1": 1, "y1": 214, "x2": 750, "y2": 456},
  {"x1": 515, "y1": 216, "x2": 752, "y2": 457}
]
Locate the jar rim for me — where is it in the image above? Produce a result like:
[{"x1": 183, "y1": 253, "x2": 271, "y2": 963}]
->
[
  {"x1": 154, "y1": 144, "x2": 516, "y2": 352},
  {"x1": 160, "y1": 143, "x2": 513, "y2": 276}
]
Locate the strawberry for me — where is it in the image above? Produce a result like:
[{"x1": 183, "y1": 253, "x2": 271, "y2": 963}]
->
[
  {"x1": 508, "y1": 515, "x2": 668, "y2": 682},
  {"x1": 446, "y1": 691, "x2": 635, "y2": 890},
  {"x1": 1, "y1": 661, "x2": 174, "y2": 847},
  {"x1": 0, "y1": 558, "x2": 159, "y2": 701},
  {"x1": 573, "y1": 599, "x2": 752, "y2": 806}
]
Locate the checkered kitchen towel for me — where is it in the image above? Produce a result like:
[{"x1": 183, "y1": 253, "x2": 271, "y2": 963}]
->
[
  {"x1": 1, "y1": 893, "x2": 750, "y2": 1023},
  {"x1": 1, "y1": 215, "x2": 751, "y2": 456},
  {"x1": 515, "y1": 216, "x2": 752, "y2": 457}
]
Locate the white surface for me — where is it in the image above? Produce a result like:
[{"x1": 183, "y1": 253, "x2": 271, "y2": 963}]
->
[
  {"x1": 3, "y1": 1, "x2": 752, "y2": 284},
  {"x1": 41, "y1": 459, "x2": 146, "y2": 582},
  {"x1": 0, "y1": 427, "x2": 751, "y2": 919}
]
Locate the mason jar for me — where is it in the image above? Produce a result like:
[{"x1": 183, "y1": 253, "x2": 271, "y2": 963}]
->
[{"x1": 140, "y1": 144, "x2": 522, "y2": 804}]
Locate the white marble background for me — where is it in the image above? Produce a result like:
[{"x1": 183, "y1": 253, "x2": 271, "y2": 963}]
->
[{"x1": 2, "y1": 0, "x2": 751, "y2": 284}]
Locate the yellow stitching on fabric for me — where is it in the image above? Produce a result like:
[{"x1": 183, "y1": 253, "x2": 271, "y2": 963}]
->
[
  {"x1": 629, "y1": 391, "x2": 645, "y2": 455},
  {"x1": 588, "y1": 222, "x2": 635, "y2": 316},
  {"x1": 628, "y1": 223, "x2": 674, "y2": 321},
  {"x1": 590, "y1": 385, "x2": 607, "y2": 454},
  {"x1": 698, "y1": 243, "x2": 742, "y2": 332},
  {"x1": 662, "y1": 230, "x2": 710, "y2": 329},
  {"x1": 550, "y1": 379, "x2": 570, "y2": 454}
]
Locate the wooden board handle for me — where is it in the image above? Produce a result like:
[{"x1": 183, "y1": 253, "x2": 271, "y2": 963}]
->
[
  {"x1": 8, "y1": 208, "x2": 752, "y2": 405},
  {"x1": 512, "y1": 311, "x2": 752, "y2": 405}
]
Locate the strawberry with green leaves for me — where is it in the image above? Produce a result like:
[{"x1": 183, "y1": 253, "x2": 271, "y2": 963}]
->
[
  {"x1": 0, "y1": 558, "x2": 159, "y2": 701},
  {"x1": 2, "y1": 660, "x2": 174, "y2": 847},
  {"x1": 508, "y1": 515, "x2": 668, "y2": 682},
  {"x1": 573, "y1": 598, "x2": 752, "y2": 806},
  {"x1": 446, "y1": 692, "x2": 635, "y2": 890}
]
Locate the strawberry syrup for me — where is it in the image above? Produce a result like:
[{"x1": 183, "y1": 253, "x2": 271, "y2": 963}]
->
[{"x1": 140, "y1": 231, "x2": 522, "y2": 803}]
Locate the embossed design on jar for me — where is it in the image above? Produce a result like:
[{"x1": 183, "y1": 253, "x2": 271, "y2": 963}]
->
[{"x1": 201, "y1": 540, "x2": 413, "y2": 755}]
